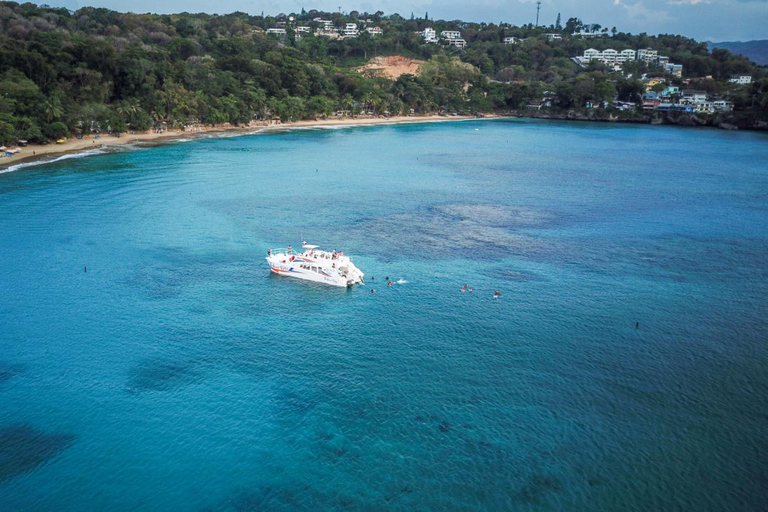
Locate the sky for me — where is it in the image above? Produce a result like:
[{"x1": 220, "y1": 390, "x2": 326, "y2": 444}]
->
[{"x1": 37, "y1": 0, "x2": 768, "y2": 42}]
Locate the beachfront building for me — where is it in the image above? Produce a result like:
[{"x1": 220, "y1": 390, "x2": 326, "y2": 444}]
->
[
  {"x1": 657, "y1": 103, "x2": 694, "y2": 113},
  {"x1": 695, "y1": 101, "x2": 715, "y2": 114},
  {"x1": 447, "y1": 38, "x2": 467, "y2": 49},
  {"x1": 681, "y1": 90, "x2": 708, "y2": 106},
  {"x1": 713, "y1": 100, "x2": 733, "y2": 112},
  {"x1": 728, "y1": 74, "x2": 752, "y2": 85},
  {"x1": 365, "y1": 26, "x2": 383, "y2": 36},
  {"x1": 266, "y1": 28, "x2": 286, "y2": 36},
  {"x1": 422, "y1": 27, "x2": 438, "y2": 43}
]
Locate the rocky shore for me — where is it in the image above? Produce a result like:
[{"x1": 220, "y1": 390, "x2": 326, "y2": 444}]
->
[{"x1": 505, "y1": 109, "x2": 768, "y2": 132}]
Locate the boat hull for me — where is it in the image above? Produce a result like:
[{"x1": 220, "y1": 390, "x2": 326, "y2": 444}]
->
[{"x1": 269, "y1": 263, "x2": 349, "y2": 287}]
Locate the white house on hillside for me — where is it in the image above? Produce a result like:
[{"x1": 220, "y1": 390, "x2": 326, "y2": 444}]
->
[
  {"x1": 665, "y1": 63, "x2": 683, "y2": 77},
  {"x1": 618, "y1": 49, "x2": 636, "y2": 62},
  {"x1": 422, "y1": 27, "x2": 438, "y2": 43},
  {"x1": 601, "y1": 49, "x2": 618, "y2": 63},
  {"x1": 728, "y1": 74, "x2": 752, "y2": 84},
  {"x1": 314, "y1": 19, "x2": 333, "y2": 31},
  {"x1": 503, "y1": 37, "x2": 517, "y2": 44},
  {"x1": 637, "y1": 48, "x2": 658, "y2": 63},
  {"x1": 366, "y1": 26, "x2": 383, "y2": 36},
  {"x1": 441, "y1": 30, "x2": 462, "y2": 40},
  {"x1": 447, "y1": 38, "x2": 467, "y2": 49}
]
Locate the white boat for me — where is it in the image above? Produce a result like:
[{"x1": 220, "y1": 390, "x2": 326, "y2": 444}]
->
[{"x1": 266, "y1": 242, "x2": 364, "y2": 287}]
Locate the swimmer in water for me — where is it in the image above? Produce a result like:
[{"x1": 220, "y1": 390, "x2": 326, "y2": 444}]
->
[
  {"x1": 388, "y1": 281, "x2": 392, "y2": 287},
  {"x1": 371, "y1": 289, "x2": 375, "y2": 293}
]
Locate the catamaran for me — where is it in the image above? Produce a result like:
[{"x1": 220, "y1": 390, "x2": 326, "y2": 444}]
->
[{"x1": 266, "y1": 242, "x2": 364, "y2": 287}]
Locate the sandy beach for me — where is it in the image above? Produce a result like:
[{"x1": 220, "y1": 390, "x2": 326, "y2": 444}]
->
[{"x1": 0, "y1": 115, "x2": 488, "y2": 172}]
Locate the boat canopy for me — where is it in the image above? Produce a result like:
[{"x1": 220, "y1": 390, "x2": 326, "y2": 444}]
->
[{"x1": 302, "y1": 244, "x2": 319, "y2": 249}]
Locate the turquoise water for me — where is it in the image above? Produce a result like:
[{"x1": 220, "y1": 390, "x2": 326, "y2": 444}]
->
[{"x1": 1, "y1": 119, "x2": 767, "y2": 511}]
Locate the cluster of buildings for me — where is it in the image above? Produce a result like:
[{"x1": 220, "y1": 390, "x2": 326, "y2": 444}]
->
[
  {"x1": 642, "y1": 86, "x2": 733, "y2": 114},
  {"x1": 420, "y1": 28, "x2": 467, "y2": 49},
  {"x1": 576, "y1": 47, "x2": 683, "y2": 77},
  {"x1": 728, "y1": 74, "x2": 752, "y2": 85},
  {"x1": 265, "y1": 18, "x2": 383, "y2": 39}
]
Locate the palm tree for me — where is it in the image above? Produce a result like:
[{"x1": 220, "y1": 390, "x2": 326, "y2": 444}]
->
[
  {"x1": 43, "y1": 98, "x2": 63, "y2": 123},
  {"x1": 341, "y1": 94, "x2": 354, "y2": 118}
]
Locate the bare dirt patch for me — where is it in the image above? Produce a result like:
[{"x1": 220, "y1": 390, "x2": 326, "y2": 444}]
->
[{"x1": 357, "y1": 55, "x2": 424, "y2": 79}]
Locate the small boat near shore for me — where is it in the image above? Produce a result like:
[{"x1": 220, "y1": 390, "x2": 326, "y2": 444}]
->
[{"x1": 266, "y1": 242, "x2": 364, "y2": 287}]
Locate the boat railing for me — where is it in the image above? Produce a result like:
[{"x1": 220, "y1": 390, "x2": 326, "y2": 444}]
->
[
  {"x1": 267, "y1": 247, "x2": 295, "y2": 256},
  {"x1": 268, "y1": 246, "x2": 350, "y2": 261}
]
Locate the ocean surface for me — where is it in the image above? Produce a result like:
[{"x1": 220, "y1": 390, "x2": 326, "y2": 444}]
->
[{"x1": 1, "y1": 119, "x2": 767, "y2": 511}]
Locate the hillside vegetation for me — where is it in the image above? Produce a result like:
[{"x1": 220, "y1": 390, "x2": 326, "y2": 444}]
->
[{"x1": 1, "y1": 3, "x2": 767, "y2": 144}]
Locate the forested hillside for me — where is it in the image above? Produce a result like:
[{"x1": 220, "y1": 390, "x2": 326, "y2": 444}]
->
[{"x1": 1, "y1": 2, "x2": 767, "y2": 144}]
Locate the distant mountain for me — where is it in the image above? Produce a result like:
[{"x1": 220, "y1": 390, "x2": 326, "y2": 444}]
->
[{"x1": 708, "y1": 40, "x2": 768, "y2": 66}]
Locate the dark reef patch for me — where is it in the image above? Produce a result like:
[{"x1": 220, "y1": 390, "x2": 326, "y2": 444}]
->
[
  {"x1": 351, "y1": 203, "x2": 560, "y2": 262},
  {"x1": 512, "y1": 474, "x2": 563, "y2": 504},
  {"x1": 126, "y1": 358, "x2": 204, "y2": 392},
  {"x1": 0, "y1": 363, "x2": 23, "y2": 386},
  {"x1": 0, "y1": 424, "x2": 76, "y2": 482}
]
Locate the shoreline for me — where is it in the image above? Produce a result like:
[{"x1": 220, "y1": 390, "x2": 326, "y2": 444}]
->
[{"x1": 0, "y1": 115, "x2": 489, "y2": 173}]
